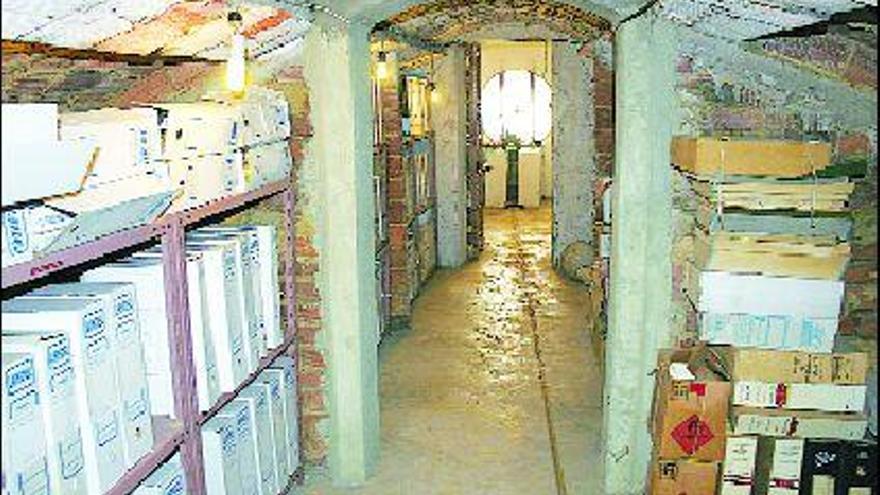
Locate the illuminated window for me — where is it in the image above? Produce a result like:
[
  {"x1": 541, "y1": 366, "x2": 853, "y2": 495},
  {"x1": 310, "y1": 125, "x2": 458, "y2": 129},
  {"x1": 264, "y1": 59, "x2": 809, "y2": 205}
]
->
[{"x1": 481, "y1": 70, "x2": 551, "y2": 146}]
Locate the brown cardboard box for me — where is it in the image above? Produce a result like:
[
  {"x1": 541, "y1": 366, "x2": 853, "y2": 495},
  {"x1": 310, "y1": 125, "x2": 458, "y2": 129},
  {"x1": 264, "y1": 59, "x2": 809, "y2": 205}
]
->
[
  {"x1": 670, "y1": 137, "x2": 831, "y2": 177},
  {"x1": 713, "y1": 348, "x2": 869, "y2": 385},
  {"x1": 653, "y1": 348, "x2": 731, "y2": 461},
  {"x1": 651, "y1": 458, "x2": 720, "y2": 495}
]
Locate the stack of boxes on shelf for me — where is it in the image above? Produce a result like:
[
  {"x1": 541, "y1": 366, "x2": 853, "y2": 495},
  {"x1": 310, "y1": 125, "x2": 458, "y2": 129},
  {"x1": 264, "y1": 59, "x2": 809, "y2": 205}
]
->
[
  {"x1": 0, "y1": 86, "x2": 292, "y2": 270},
  {"x1": 202, "y1": 356, "x2": 300, "y2": 495},
  {"x1": 648, "y1": 137, "x2": 876, "y2": 494},
  {"x1": 1, "y1": 223, "x2": 299, "y2": 494}
]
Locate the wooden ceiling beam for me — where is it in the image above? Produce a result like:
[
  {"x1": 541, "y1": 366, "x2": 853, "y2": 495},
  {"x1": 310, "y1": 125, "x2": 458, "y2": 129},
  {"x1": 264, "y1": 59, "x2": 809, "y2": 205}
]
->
[{"x1": 1, "y1": 39, "x2": 222, "y2": 66}]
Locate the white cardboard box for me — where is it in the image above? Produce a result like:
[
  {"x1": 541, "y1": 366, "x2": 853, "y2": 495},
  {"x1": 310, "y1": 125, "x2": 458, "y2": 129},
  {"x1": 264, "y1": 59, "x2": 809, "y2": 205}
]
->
[
  {"x1": 188, "y1": 233, "x2": 262, "y2": 371},
  {"x1": 731, "y1": 407, "x2": 868, "y2": 439},
  {"x1": 2, "y1": 298, "x2": 126, "y2": 493},
  {"x1": 699, "y1": 312, "x2": 837, "y2": 353},
  {"x1": 152, "y1": 102, "x2": 243, "y2": 160},
  {"x1": 1, "y1": 334, "x2": 88, "y2": 495},
  {"x1": 1, "y1": 205, "x2": 73, "y2": 267},
  {"x1": 24, "y1": 282, "x2": 154, "y2": 467},
  {"x1": 81, "y1": 259, "x2": 175, "y2": 417},
  {"x1": 268, "y1": 356, "x2": 299, "y2": 475},
  {"x1": 720, "y1": 435, "x2": 757, "y2": 495},
  {"x1": 1, "y1": 352, "x2": 51, "y2": 495},
  {"x1": 200, "y1": 226, "x2": 281, "y2": 351},
  {"x1": 733, "y1": 381, "x2": 867, "y2": 412},
  {"x1": 759, "y1": 438, "x2": 804, "y2": 495},
  {"x1": 59, "y1": 107, "x2": 163, "y2": 189},
  {"x1": 1, "y1": 103, "x2": 95, "y2": 207},
  {"x1": 183, "y1": 243, "x2": 249, "y2": 391},
  {"x1": 697, "y1": 271, "x2": 844, "y2": 318},
  {"x1": 234, "y1": 388, "x2": 276, "y2": 495},
  {"x1": 217, "y1": 401, "x2": 260, "y2": 495},
  {"x1": 244, "y1": 140, "x2": 291, "y2": 189},
  {"x1": 36, "y1": 171, "x2": 173, "y2": 254},
  {"x1": 201, "y1": 415, "x2": 241, "y2": 495},
  {"x1": 257, "y1": 370, "x2": 288, "y2": 489},
  {"x1": 132, "y1": 452, "x2": 186, "y2": 495},
  {"x1": 132, "y1": 249, "x2": 222, "y2": 412},
  {"x1": 166, "y1": 152, "x2": 245, "y2": 213}
]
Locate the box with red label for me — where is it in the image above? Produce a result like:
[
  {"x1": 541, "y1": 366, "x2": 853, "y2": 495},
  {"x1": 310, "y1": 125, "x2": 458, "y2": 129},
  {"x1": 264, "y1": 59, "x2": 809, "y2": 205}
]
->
[
  {"x1": 721, "y1": 435, "x2": 758, "y2": 495},
  {"x1": 650, "y1": 458, "x2": 719, "y2": 495},
  {"x1": 755, "y1": 437, "x2": 804, "y2": 495},
  {"x1": 652, "y1": 348, "x2": 731, "y2": 461}
]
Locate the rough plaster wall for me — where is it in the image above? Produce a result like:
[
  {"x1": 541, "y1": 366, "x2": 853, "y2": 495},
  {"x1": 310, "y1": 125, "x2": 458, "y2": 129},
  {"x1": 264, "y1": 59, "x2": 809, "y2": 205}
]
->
[
  {"x1": 603, "y1": 14, "x2": 675, "y2": 494},
  {"x1": 433, "y1": 47, "x2": 469, "y2": 267},
  {"x1": 551, "y1": 41, "x2": 595, "y2": 265},
  {"x1": 303, "y1": 16, "x2": 380, "y2": 484}
]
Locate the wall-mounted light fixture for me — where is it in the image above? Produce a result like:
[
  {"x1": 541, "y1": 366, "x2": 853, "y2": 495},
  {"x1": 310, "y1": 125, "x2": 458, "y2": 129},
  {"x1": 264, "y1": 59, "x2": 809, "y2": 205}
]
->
[
  {"x1": 226, "y1": 10, "x2": 246, "y2": 93},
  {"x1": 376, "y1": 50, "x2": 389, "y2": 80}
]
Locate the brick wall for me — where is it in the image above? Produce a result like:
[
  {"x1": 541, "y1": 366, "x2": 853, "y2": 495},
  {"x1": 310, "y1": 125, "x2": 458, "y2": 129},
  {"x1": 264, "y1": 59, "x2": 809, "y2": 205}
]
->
[
  {"x1": 381, "y1": 73, "x2": 414, "y2": 323},
  {"x1": 592, "y1": 51, "x2": 614, "y2": 179}
]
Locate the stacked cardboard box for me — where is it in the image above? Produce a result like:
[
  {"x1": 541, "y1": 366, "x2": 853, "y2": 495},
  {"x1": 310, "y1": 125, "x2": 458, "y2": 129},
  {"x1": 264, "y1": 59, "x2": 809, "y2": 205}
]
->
[
  {"x1": 649, "y1": 348, "x2": 729, "y2": 494},
  {"x1": 672, "y1": 137, "x2": 853, "y2": 352},
  {"x1": 668, "y1": 136, "x2": 876, "y2": 494}
]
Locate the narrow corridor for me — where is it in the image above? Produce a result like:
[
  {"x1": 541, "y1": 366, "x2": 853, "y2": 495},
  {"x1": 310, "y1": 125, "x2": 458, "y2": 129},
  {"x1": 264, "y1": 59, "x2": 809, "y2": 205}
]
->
[{"x1": 300, "y1": 206, "x2": 604, "y2": 494}]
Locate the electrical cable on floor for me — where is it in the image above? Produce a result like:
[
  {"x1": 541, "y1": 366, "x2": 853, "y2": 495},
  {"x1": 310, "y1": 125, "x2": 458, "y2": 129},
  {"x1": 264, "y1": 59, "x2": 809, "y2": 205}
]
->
[{"x1": 510, "y1": 211, "x2": 568, "y2": 495}]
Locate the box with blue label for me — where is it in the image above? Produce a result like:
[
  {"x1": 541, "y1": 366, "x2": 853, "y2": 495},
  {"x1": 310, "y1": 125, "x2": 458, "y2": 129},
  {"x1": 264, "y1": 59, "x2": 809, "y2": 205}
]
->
[
  {"x1": 24, "y1": 282, "x2": 154, "y2": 467},
  {"x1": 132, "y1": 452, "x2": 187, "y2": 495},
  {"x1": 59, "y1": 107, "x2": 163, "y2": 189},
  {"x1": 81, "y1": 259, "x2": 175, "y2": 417},
  {"x1": 187, "y1": 233, "x2": 261, "y2": 373},
  {"x1": 131, "y1": 249, "x2": 222, "y2": 412},
  {"x1": 217, "y1": 401, "x2": 259, "y2": 495},
  {"x1": 257, "y1": 369, "x2": 288, "y2": 488},
  {"x1": 202, "y1": 415, "x2": 241, "y2": 495},
  {"x1": 1, "y1": 204, "x2": 73, "y2": 268},
  {"x1": 197, "y1": 227, "x2": 273, "y2": 354},
  {"x1": 200, "y1": 226, "x2": 282, "y2": 350},
  {"x1": 183, "y1": 242, "x2": 249, "y2": 392},
  {"x1": 234, "y1": 386, "x2": 277, "y2": 495},
  {"x1": 699, "y1": 312, "x2": 837, "y2": 353},
  {"x1": 2, "y1": 333, "x2": 88, "y2": 495},
  {"x1": 1, "y1": 352, "x2": 51, "y2": 495},
  {"x1": 151, "y1": 102, "x2": 243, "y2": 160},
  {"x1": 2, "y1": 298, "x2": 126, "y2": 493},
  {"x1": 268, "y1": 356, "x2": 299, "y2": 475},
  {"x1": 166, "y1": 152, "x2": 245, "y2": 213}
]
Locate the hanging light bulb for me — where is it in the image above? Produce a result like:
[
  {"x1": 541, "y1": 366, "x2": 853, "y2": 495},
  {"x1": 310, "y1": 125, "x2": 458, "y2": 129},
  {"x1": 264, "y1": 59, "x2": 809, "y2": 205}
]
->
[
  {"x1": 226, "y1": 11, "x2": 246, "y2": 93},
  {"x1": 376, "y1": 51, "x2": 388, "y2": 80},
  {"x1": 428, "y1": 54, "x2": 439, "y2": 103}
]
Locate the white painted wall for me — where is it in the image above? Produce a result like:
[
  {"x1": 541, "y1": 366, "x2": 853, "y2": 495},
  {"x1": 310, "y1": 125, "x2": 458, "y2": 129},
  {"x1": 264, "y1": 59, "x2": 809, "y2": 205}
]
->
[
  {"x1": 483, "y1": 146, "x2": 542, "y2": 208},
  {"x1": 480, "y1": 40, "x2": 553, "y2": 204}
]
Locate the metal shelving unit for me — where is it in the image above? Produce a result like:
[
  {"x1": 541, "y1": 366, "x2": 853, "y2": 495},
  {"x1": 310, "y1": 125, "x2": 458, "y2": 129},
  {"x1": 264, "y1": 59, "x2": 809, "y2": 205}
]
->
[{"x1": 1, "y1": 180, "x2": 302, "y2": 495}]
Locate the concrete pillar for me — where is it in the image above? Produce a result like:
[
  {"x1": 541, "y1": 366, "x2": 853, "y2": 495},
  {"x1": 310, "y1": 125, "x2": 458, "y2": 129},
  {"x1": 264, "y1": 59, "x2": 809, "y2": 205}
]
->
[
  {"x1": 303, "y1": 15, "x2": 380, "y2": 486},
  {"x1": 551, "y1": 41, "x2": 595, "y2": 266},
  {"x1": 433, "y1": 47, "x2": 468, "y2": 268},
  {"x1": 603, "y1": 12, "x2": 675, "y2": 494}
]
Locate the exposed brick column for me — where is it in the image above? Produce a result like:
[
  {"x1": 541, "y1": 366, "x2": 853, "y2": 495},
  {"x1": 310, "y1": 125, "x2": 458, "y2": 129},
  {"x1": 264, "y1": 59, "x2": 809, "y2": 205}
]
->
[
  {"x1": 593, "y1": 58, "x2": 614, "y2": 179},
  {"x1": 381, "y1": 62, "x2": 414, "y2": 322},
  {"x1": 270, "y1": 66, "x2": 329, "y2": 464}
]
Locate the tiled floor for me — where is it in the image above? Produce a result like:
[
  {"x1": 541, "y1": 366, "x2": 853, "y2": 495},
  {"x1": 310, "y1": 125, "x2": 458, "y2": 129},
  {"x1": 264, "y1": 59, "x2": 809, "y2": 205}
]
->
[{"x1": 296, "y1": 205, "x2": 604, "y2": 494}]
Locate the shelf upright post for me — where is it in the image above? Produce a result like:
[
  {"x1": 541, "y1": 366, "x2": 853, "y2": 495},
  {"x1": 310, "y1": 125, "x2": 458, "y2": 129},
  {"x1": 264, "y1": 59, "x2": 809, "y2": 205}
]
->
[{"x1": 160, "y1": 218, "x2": 207, "y2": 494}]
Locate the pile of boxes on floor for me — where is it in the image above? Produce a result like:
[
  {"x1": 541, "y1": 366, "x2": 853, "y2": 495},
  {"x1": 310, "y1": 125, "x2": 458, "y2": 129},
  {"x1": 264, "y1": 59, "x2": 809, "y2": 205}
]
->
[
  {"x1": 2, "y1": 224, "x2": 300, "y2": 494},
  {"x1": 0, "y1": 86, "x2": 292, "y2": 268},
  {"x1": 649, "y1": 137, "x2": 877, "y2": 494}
]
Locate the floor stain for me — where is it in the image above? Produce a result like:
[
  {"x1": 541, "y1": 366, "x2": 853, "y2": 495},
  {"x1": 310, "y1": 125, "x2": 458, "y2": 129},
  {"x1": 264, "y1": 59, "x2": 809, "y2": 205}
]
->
[{"x1": 295, "y1": 205, "x2": 604, "y2": 494}]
